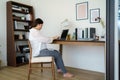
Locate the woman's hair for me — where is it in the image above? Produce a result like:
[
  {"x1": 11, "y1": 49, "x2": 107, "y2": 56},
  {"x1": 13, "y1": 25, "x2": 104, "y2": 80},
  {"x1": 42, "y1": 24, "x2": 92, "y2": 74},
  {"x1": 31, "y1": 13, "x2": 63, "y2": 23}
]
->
[{"x1": 32, "y1": 18, "x2": 44, "y2": 27}]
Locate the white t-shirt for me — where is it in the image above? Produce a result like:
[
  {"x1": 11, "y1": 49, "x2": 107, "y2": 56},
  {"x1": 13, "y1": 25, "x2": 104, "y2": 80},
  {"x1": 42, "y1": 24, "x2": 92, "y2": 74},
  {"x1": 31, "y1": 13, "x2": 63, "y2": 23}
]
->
[{"x1": 29, "y1": 28, "x2": 53, "y2": 57}]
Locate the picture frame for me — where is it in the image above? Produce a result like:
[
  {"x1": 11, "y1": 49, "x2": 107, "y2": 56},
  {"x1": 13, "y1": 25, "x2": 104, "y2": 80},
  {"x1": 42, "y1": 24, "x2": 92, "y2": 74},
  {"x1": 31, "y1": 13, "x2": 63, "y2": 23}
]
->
[
  {"x1": 90, "y1": 8, "x2": 100, "y2": 23},
  {"x1": 76, "y1": 2, "x2": 88, "y2": 20}
]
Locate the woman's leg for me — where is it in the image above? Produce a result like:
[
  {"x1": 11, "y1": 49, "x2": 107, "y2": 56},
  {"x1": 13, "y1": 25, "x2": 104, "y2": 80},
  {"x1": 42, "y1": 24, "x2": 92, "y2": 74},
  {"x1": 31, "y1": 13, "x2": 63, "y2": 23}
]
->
[{"x1": 38, "y1": 49, "x2": 67, "y2": 73}]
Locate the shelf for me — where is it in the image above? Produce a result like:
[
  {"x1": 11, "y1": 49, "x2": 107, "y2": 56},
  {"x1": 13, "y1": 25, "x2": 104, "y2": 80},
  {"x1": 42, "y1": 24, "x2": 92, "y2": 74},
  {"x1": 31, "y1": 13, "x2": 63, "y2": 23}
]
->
[
  {"x1": 16, "y1": 62, "x2": 28, "y2": 66},
  {"x1": 15, "y1": 39, "x2": 28, "y2": 41},
  {"x1": 14, "y1": 29, "x2": 29, "y2": 32},
  {"x1": 11, "y1": 1, "x2": 32, "y2": 8},
  {"x1": 12, "y1": 9, "x2": 29, "y2": 14},
  {"x1": 13, "y1": 18, "x2": 32, "y2": 22}
]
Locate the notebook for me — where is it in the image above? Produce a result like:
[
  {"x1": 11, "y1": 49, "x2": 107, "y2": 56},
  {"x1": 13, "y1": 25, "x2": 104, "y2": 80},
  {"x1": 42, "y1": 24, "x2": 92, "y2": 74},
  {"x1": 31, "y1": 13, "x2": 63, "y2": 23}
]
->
[{"x1": 58, "y1": 29, "x2": 69, "y2": 40}]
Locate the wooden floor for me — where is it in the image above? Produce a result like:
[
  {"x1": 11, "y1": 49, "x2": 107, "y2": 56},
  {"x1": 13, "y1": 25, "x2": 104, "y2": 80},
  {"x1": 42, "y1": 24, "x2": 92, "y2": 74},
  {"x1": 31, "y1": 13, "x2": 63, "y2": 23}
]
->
[{"x1": 0, "y1": 65, "x2": 105, "y2": 80}]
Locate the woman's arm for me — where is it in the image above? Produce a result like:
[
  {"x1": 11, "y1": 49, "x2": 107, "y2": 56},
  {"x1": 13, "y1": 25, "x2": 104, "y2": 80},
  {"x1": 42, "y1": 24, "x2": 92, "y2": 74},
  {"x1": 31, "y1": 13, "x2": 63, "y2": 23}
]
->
[{"x1": 29, "y1": 29, "x2": 58, "y2": 43}]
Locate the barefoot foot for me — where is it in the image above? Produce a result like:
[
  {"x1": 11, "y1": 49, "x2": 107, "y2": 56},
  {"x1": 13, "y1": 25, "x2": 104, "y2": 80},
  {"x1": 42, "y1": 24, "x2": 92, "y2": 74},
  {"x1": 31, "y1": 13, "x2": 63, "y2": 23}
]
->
[
  {"x1": 63, "y1": 72, "x2": 74, "y2": 78},
  {"x1": 57, "y1": 69, "x2": 62, "y2": 73}
]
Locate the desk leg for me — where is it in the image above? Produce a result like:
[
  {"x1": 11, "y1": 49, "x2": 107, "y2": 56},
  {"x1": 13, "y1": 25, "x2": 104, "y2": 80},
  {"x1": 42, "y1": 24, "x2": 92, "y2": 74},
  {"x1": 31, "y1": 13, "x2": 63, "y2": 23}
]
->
[
  {"x1": 104, "y1": 45, "x2": 106, "y2": 80},
  {"x1": 59, "y1": 44, "x2": 63, "y2": 55}
]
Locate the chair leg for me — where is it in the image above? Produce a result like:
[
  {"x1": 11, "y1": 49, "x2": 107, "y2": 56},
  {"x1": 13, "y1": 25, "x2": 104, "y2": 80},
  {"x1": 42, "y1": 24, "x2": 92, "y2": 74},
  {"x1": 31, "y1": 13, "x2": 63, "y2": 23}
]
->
[
  {"x1": 28, "y1": 63, "x2": 31, "y2": 80},
  {"x1": 51, "y1": 61, "x2": 55, "y2": 80},
  {"x1": 28, "y1": 69, "x2": 31, "y2": 80},
  {"x1": 41, "y1": 63, "x2": 43, "y2": 72}
]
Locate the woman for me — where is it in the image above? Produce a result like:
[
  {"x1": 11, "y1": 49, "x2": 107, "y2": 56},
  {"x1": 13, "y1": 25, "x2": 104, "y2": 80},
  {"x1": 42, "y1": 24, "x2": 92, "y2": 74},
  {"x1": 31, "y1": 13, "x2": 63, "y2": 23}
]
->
[{"x1": 29, "y1": 18, "x2": 73, "y2": 78}]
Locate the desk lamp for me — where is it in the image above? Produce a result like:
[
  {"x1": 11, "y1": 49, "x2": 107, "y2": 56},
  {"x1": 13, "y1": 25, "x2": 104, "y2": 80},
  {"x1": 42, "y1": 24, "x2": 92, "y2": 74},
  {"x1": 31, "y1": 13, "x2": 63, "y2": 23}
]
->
[{"x1": 95, "y1": 17, "x2": 106, "y2": 38}]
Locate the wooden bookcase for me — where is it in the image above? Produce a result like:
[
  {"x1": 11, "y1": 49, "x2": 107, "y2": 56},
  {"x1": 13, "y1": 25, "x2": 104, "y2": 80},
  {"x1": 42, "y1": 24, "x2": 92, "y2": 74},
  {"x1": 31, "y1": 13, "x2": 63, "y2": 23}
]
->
[{"x1": 6, "y1": 1, "x2": 34, "y2": 66}]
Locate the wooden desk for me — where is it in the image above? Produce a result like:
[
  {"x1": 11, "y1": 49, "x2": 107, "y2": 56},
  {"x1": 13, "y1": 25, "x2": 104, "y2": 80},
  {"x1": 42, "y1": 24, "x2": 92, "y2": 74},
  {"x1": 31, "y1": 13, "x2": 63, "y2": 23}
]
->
[
  {"x1": 53, "y1": 40, "x2": 105, "y2": 54},
  {"x1": 53, "y1": 40, "x2": 106, "y2": 71}
]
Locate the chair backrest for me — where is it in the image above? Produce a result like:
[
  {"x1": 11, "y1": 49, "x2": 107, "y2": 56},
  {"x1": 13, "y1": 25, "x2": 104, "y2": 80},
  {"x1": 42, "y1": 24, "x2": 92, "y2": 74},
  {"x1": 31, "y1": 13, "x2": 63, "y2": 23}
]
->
[{"x1": 28, "y1": 40, "x2": 32, "y2": 63}]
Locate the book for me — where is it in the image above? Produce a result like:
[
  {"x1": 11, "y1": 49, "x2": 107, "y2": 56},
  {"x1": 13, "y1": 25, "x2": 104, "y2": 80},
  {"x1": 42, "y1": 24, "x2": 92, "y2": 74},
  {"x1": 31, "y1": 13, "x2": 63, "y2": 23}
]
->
[
  {"x1": 14, "y1": 21, "x2": 18, "y2": 29},
  {"x1": 75, "y1": 28, "x2": 77, "y2": 40},
  {"x1": 77, "y1": 28, "x2": 83, "y2": 40},
  {"x1": 26, "y1": 14, "x2": 32, "y2": 21},
  {"x1": 84, "y1": 28, "x2": 88, "y2": 38},
  {"x1": 88, "y1": 28, "x2": 96, "y2": 38}
]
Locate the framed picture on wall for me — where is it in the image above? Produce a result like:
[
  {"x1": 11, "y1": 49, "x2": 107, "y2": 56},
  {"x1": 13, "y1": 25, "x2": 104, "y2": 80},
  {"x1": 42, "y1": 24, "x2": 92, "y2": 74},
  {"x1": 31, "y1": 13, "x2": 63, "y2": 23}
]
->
[
  {"x1": 76, "y1": 2, "x2": 88, "y2": 20},
  {"x1": 90, "y1": 8, "x2": 100, "y2": 23}
]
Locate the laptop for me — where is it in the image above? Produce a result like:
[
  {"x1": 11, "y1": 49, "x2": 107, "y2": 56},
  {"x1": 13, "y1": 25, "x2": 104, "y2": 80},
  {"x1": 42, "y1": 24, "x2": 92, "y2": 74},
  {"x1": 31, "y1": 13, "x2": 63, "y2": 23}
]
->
[{"x1": 58, "y1": 29, "x2": 69, "y2": 40}]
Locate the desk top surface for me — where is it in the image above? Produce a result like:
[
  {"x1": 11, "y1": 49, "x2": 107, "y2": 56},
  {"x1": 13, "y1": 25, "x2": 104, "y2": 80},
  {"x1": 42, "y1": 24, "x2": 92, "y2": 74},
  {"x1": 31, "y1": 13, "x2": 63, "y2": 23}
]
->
[
  {"x1": 53, "y1": 40, "x2": 105, "y2": 43},
  {"x1": 53, "y1": 40, "x2": 105, "y2": 46}
]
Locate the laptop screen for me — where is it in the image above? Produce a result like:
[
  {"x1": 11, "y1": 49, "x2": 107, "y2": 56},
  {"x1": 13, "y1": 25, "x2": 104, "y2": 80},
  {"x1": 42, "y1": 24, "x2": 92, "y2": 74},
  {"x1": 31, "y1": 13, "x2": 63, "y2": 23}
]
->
[{"x1": 60, "y1": 29, "x2": 69, "y2": 40}]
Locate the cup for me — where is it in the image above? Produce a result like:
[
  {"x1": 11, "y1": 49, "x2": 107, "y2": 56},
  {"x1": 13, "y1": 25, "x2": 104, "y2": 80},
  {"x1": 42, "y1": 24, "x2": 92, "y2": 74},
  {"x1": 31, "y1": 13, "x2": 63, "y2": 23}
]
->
[{"x1": 66, "y1": 34, "x2": 70, "y2": 40}]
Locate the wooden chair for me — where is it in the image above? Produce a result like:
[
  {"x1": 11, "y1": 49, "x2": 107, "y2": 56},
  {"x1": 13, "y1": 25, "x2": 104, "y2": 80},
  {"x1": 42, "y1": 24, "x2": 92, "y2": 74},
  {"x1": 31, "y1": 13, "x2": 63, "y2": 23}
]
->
[{"x1": 28, "y1": 41, "x2": 55, "y2": 80}]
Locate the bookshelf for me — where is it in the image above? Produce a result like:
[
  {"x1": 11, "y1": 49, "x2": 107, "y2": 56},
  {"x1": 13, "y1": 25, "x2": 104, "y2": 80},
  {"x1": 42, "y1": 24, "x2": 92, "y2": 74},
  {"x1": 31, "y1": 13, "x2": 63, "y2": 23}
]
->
[{"x1": 7, "y1": 1, "x2": 34, "y2": 66}]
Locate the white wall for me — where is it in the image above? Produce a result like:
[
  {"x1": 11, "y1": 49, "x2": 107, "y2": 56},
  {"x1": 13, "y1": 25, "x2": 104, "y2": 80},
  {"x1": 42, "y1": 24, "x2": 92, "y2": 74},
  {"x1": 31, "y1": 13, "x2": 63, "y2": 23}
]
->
[
  {"x1": 0, "y1": 0, "x2": 106, "y2": 73},
  {"x1": 0, "y1": 0, "x2": 31, "y2": 66},
  {"x1": 31, "y1": 0, "x2": 106, "y2": 72}
]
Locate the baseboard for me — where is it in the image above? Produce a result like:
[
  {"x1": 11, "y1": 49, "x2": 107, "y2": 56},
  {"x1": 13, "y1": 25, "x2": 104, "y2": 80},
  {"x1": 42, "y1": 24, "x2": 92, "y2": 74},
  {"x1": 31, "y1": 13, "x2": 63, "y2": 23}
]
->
[{"x1": 65, "y1": 66, "x2": 105, "y2": 75}]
